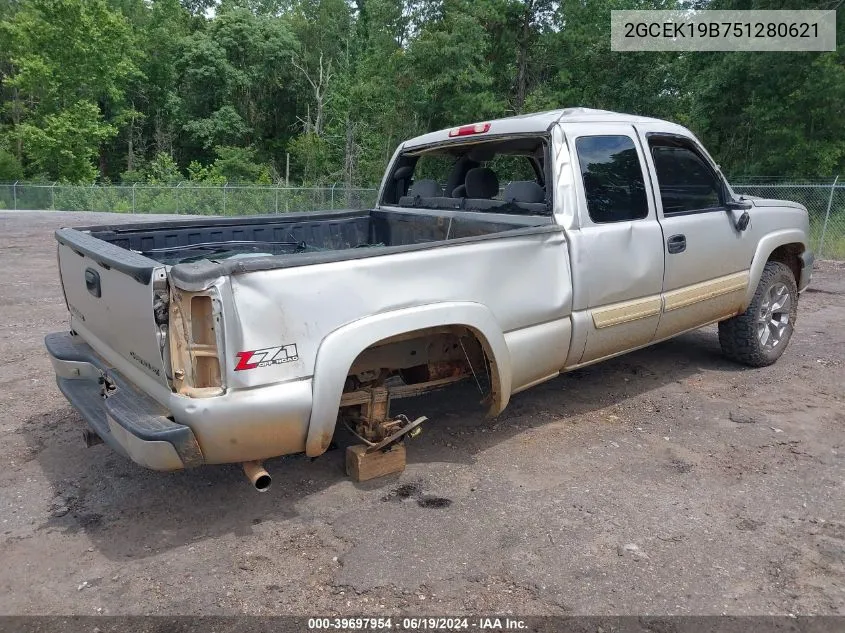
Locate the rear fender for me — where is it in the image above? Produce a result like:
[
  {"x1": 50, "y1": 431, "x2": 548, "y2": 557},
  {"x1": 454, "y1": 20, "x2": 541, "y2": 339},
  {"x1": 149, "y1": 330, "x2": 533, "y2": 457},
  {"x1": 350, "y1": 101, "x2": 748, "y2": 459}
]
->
[{"x1": 305, "y1": 302, "x2": 511, "y2": 457}]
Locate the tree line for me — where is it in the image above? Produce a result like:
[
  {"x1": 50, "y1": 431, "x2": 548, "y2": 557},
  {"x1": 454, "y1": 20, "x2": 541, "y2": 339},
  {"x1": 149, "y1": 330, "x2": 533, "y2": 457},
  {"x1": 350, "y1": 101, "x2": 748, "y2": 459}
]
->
[{"x1": 0, "y1": 0, "x2": 843, "y2": 187}]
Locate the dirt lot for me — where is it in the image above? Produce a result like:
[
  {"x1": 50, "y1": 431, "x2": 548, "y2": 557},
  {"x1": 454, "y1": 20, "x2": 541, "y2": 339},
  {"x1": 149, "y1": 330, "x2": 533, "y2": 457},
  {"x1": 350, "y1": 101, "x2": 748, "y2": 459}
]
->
[{"x1": 0, "y1": 211, "x2": 843, "y2": 616}]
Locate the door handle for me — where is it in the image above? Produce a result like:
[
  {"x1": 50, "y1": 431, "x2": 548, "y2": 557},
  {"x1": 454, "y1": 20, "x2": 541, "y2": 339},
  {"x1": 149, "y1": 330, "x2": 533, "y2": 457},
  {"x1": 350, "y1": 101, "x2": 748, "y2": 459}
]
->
[
  {"x1": 85, "y1": 268, "x2": 101, "y2": 297},
  {"x1": 667, "y1": 234, "x2": 686, "y2": 254}
]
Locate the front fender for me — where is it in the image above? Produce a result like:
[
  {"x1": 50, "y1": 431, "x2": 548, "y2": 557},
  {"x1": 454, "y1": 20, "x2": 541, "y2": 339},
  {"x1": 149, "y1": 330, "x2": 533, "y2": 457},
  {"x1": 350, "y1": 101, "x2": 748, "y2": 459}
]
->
[
  {"x1": 743, "y1": 229, "x2": 808, "y2": 309},
  {"x1": 305, "y1": 302, "x2": 512, "y2": 457}
]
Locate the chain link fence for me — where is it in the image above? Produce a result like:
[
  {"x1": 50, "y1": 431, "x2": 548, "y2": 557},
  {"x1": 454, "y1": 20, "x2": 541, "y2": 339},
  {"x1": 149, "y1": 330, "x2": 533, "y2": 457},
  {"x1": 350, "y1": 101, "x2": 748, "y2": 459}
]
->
[
  {"x1": 1, "y1": 178, "x2": 843, "y2": 259},
  {"x1": 732, "y1": 178, "x2": 844, "y2": 260},
  {"x1": 0, "y1": 182, "x2": 379, "y2": 217}
]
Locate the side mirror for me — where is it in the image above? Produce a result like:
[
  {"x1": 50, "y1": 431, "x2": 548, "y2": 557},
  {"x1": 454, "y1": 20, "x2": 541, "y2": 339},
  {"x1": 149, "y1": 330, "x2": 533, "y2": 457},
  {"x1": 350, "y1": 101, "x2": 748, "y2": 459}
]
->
[
  {"x1": 726, "y1": 197, "x2": 752, "y2": 232},
  {"x1": 726, "y1": 198, "x2": 752, "y2": 211},
  {"x1": 734, "y1": 210, "x2": 750, "y2": 232}
]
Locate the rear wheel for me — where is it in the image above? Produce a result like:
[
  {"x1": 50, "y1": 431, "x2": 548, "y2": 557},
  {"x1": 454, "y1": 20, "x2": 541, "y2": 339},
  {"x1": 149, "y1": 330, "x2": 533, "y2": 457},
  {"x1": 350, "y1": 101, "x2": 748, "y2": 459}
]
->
[{"x1": 718, "y1": 261, "x2": 798, "y2": 367}]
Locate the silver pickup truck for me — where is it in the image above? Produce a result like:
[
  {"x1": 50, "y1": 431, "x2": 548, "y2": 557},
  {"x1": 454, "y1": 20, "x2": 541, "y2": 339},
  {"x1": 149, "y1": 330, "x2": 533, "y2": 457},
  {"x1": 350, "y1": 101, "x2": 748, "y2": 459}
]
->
[{"x1": 46, "y1": 108, "x2": 813, "y2": 488}]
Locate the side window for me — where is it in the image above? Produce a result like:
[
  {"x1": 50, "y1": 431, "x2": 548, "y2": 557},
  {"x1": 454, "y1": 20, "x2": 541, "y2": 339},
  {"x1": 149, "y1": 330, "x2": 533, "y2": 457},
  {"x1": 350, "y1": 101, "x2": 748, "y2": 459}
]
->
[
  {"x1": 575, "y1": 135, "x2": 648, "y2": 223},
  {"x1": 649, "y1": 143, "x2": 722, "y2": 214}
]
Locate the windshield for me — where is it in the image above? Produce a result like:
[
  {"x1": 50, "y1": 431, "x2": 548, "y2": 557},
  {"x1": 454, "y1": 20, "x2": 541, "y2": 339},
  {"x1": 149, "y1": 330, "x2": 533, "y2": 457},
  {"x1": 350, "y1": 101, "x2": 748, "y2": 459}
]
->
[{"x1": 381, "y1": 135, "x2": 551, "y2": 216}]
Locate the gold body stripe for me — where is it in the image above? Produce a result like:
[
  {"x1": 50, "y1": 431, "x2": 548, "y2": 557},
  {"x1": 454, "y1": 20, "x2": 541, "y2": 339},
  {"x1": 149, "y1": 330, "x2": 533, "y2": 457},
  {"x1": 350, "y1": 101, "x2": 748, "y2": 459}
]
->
[
  {"x1": 592, "y1": 296, "x2": 662, "y2": 329},
  {"x1": 590, "y1": 270, "x2": 750, "y2": 329},
  {"x1": 662, "y1": 271, "x2": 749, "y2": 312}
]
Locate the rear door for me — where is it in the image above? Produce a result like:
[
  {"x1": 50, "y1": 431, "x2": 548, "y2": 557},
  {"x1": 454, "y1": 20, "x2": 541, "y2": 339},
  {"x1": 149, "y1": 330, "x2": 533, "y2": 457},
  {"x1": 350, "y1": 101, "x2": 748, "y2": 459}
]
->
[
  {"x1": 635, "y1": 129, "x2": 754, "y2": 340},
  {"x1": 56, "y1": 229, "x2": 169, "y2": 388},
  {"x1": 562, "y1": 122, "x2": 665, "y2": 364}
]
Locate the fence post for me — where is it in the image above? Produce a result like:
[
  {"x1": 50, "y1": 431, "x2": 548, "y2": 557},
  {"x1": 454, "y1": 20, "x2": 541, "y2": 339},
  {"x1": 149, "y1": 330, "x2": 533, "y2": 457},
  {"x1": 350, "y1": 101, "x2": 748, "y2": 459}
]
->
[
  {"x1": 274, "y1": 185, "x2": 279, "y2": 214},
  {"x1": 223, "y1": 183, "x2": 227, "y2": 215},
  {"x1": 12, "y1": 181, "x2": 17, "y2": 211},
  {"x1": 176, "y1": 181, "x2": 182, "y2": 214},
  {"x1": 91, "y1": 183, "x2": 95, "y2": 212},
  {"x1": 331, "y1": 184, "x2": 336, "y2": 210},
  {"x1": 50, "y1": 182, "x2": 56, "y2": 210},
  {"x1": 132, "y1": 183, "x2": 136, "y2": 213},
  {"x1": 818, "y1": 175, "x2": 839, "y2": 260}
]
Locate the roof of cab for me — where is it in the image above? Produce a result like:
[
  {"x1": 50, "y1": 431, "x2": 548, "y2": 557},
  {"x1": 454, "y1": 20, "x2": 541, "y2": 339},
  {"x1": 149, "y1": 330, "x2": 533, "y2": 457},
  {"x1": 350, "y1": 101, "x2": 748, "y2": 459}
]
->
[{"x1": 401, "y1": 107, "x2": 689, "y2": 150}]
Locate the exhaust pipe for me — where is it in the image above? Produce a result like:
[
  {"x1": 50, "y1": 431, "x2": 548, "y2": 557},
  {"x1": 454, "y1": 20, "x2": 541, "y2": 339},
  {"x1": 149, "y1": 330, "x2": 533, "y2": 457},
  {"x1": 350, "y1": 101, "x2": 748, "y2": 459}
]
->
[{"x1": 242, "y1": 461, "x2": 271, "y2": 492}]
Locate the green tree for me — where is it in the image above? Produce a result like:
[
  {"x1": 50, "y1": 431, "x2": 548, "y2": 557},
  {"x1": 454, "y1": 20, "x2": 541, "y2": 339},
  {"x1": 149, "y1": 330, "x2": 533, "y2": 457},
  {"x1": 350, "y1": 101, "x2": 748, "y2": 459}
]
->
[
  {"x1": 211, "y1": 145, "x2": 271, "y2": 183},
  {"x1": 2, "y1": 0, "x2": 139, "y2": 180},
  {"x1": 532, "y1": 0, "x2": 684, "y2": 119},
  {"x1": 144, "y1": 151, "x2": 182, "y2": 184},
  {"x1": 18, "y1": 101, "x2": 116, "y2": 181},
  {"x1": 116, "y1": 0, "x2": 192, "y2": 174},
  {"x1": 0, "y1": 148, "x2": 24, "y2": 181},
  {"x1": 176, "y1": 7, "x2": 298, "y2": 163},
  {"x1": 287, "y1": 132, "x2": 331, "y2": 183},
  {"x1": 405, "y1": 0, "x2": 503, "y2": 129},
  {"x1": 1, "y1": 0, "x2": 843, "y2": 186},
  {"x1": 343, "y1": 0, "x2": 416, "y2": 185},
  {"x1": 682, "y1": 0, "x2": 845, "y2": 178}
]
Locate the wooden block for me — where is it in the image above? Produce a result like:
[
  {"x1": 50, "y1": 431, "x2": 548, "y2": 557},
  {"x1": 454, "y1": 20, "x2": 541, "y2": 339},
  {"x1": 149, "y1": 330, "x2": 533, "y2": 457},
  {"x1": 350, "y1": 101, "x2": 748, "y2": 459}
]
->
[{"x1": 346, "y1": 443, "x2": 406, "y2": 482}]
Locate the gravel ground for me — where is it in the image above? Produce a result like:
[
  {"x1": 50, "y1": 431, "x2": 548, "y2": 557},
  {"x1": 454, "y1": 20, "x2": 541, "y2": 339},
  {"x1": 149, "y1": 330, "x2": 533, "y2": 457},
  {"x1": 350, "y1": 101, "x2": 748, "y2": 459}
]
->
[{"x1": 0, "y1": 211, "x2": 843, "y2": 616}]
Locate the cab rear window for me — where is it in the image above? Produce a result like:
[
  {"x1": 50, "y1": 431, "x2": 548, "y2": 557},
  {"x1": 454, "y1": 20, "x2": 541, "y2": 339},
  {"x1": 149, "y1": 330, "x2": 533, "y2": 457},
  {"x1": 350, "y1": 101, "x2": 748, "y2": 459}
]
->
[{"x1": 381, "y1": 136, "x2": 550, "y2": 216}]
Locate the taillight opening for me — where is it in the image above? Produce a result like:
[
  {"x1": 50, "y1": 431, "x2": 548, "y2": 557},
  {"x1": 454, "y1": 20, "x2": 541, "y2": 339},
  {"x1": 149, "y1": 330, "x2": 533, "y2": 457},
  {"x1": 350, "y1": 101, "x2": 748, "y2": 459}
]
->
[
  {"x1": 170, "y1": 292, "x2": 223, "y2": 396},
  {"x1": 190, "y1": 296, "x2": 221, "y2": 388}
]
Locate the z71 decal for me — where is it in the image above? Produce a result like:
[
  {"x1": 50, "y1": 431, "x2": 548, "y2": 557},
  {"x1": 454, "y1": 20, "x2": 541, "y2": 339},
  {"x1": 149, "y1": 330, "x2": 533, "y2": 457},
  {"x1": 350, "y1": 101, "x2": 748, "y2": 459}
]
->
[{"x1": 235, "y1": 344, "x2": 299, "y2": 371}]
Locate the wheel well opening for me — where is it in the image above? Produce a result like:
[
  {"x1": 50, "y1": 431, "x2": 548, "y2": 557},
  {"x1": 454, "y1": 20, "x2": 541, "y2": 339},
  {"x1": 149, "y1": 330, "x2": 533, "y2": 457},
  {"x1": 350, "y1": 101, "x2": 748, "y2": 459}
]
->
[
  {"x1": 341, "y1": 325, "x2": 501, "y2": 414},
  {"x1": 767, "y1": 243, "x2": 803, "y2": 286}
]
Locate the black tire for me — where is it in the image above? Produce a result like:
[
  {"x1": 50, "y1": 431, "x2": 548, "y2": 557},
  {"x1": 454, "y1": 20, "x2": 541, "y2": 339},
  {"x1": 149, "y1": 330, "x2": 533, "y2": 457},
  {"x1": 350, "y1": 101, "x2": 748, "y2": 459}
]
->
[{"x1": 718, "y1": 261, "x2": 798, "y2": 367}]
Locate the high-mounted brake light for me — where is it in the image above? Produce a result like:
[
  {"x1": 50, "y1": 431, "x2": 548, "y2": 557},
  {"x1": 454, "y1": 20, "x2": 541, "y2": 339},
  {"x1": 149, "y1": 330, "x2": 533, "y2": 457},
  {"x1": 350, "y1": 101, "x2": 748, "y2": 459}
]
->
[{"x1": 448, "y1": 122, "x2": 491, "y2": 137}]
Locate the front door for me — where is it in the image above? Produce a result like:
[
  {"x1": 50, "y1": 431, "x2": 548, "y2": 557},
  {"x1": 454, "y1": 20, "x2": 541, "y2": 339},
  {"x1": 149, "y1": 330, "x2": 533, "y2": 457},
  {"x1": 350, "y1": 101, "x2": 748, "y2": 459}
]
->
[{"x1": 636, "y1": 128, "x2": 754, "y2": 340}]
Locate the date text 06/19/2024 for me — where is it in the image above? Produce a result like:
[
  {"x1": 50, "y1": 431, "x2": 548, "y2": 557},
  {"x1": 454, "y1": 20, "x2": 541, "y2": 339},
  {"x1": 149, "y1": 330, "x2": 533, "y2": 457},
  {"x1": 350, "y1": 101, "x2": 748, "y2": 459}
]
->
[{"x1": 307, "y1": 617, "x2": 528, "y2": 631}]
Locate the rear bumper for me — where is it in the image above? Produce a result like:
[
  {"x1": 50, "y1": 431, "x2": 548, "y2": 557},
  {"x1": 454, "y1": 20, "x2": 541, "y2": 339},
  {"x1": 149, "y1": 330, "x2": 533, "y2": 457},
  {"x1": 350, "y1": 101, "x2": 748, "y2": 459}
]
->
[
  {"x1": 799, "y1": 250, "x2": 814, "y2": 293},
  {"x1": 46, "y1": 332, "x2": 202, "y2": 471},
  {"x1": 46, "y1": 332, "x2": 314, "y2": 470}
]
